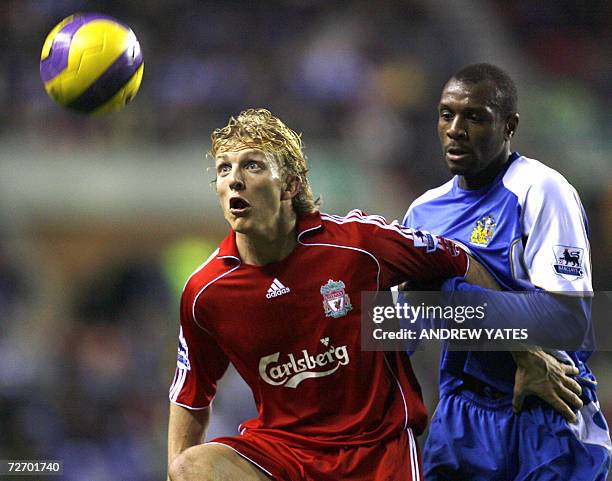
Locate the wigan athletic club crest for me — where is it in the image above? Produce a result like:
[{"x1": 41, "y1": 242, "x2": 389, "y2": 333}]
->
[
  {"x1": 470, "y1": 215, "x2": 497, "y2": 246},
  {"x1": 553, "y1": 245, "x2": 584, "y2": 280},
  {"x1": 320, "y1": 280, "x2": 352, "y2": 318}
]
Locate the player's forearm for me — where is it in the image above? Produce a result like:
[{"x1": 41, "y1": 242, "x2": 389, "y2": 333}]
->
[
  {"x1": 511, "y1": 348, "x2": 557, "y2": 370},
  {"x1": 167, "y1": 403, "x2": 210, "y2": 475},
  {"x1": 446, "y1": 279, "x2": 589, "y2": 349}
]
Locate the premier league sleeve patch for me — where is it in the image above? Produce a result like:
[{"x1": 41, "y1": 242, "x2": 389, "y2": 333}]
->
[
  {"x1": 412, "y1": 230, "x2": 438, "y2": 253},
  {"x1": 552, "y1": 245, "x2": 585, "y2": 280}
]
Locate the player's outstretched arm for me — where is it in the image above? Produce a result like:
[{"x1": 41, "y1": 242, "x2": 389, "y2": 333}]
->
[{"x1": 167, "y1": 403, "x2": 210, "y2": 481}]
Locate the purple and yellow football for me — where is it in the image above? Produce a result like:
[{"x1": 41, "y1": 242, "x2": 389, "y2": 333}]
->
[{"x1": 40, "y1": 13, "x2": 144, "y2": 114}]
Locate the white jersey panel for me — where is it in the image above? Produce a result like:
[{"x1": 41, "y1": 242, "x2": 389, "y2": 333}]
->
[{"x1": 502, "y1": 156, "x2": 592, "y2": 294}]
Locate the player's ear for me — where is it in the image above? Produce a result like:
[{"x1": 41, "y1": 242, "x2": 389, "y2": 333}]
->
[
  {"x1": 281, "y1": 175, "x2": 302, "y2": 201},
  {"x1": 505, "y1": 113, "x2": 519, "y2": 140}
]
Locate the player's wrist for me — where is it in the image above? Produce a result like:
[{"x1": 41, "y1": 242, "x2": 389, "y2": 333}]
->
[{"x1": 511, "y1": 349, "x2": 548, "y2": 369}]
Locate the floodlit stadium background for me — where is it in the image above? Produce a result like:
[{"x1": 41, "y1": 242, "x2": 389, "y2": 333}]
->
[{"x1": 1, "y1": 1, "x2": 611, "y2": 479}]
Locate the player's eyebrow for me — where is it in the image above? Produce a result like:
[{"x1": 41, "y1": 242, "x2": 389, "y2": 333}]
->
[
  {"x1": 464, "y1": 106, "x2": 489, "y2": 114},
  {"x1": 438, "y1": 103, "x2": 490, "y2": 115},
  {"x1": 438, "y1": 102, "x2": 456, "y2": 112}
]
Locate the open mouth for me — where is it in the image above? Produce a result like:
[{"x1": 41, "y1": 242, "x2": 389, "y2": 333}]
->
[{"x1": 229, "y1": 197, "x2": 251, "y2": 214}]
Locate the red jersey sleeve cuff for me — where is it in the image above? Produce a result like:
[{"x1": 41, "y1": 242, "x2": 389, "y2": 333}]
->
[{"x1": 170, "y1": 399, "x2": 211, "y2": 410}]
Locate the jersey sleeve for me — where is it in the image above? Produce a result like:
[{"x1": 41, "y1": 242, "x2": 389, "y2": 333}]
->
[
  {"x1": 402, "y1": 205, "x2": 417, "y2": 229},
  {"x1": 169, "y1": 287, "x2": 230, "y2": 409},
  {"x1": 522, "y1": 174, "x2": 592, "y2": 294},
  {"x1": 350, "y1": 210, "x2": 469, "y2": 289}
]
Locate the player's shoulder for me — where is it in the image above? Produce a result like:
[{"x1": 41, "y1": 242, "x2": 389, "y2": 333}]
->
[
  {"x1": 320, "y1": 209, "x2": 412, "y2": 234},
  {"x1": 403, "y1": 178, "x2": 455, "y2": 223},
  {"x1": 181, "y1": 247, "x2": 229, "y2": 300},
  {"x1": 318, "y1": 209, "x2": 418, "y2": 248},
  {"x1": 317, "y1": 210, "x2": 410, "y2": 244},
  {"x1": 409, "y1": 178, "x2": 455, "y2": 211},
  {"x1": 320, "y1": 209, "x2": 391, "y2": 229},
  {"x1": 503, "y1": 154, "x2": 578, "y2": 203}
]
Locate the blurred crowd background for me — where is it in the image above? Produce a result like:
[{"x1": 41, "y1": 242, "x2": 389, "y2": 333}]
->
[{"x1": 1, "y1": 1, "x2": 611, "y2": 479}]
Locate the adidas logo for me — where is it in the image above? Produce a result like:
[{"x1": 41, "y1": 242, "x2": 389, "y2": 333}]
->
[{"x1": 266, "y1": 278, "x2": 291, "y2": 299}]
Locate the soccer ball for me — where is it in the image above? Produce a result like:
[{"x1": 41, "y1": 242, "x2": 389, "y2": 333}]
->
[{"x1": 40, "y1": 13, "x2": 144, "y2": 114}]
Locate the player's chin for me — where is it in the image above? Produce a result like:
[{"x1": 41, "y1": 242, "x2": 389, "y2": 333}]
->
[
  {"x1": 446, "y1": 160, "x2": 471, "y2": 176},
  {"x1": 228, "y1": 216, "x2": 253, "y2": 234},
  {"x1": 224, "y1": 211, "x2": 245, "y2": 227}
]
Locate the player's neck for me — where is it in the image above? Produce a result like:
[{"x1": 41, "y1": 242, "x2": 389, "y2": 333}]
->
[
  {"x1": 236, "y1": 211, "x2": 298, "y2": 266},
  {"x1": 459, "y1": 148, "x2": 511, "y2": 190}
]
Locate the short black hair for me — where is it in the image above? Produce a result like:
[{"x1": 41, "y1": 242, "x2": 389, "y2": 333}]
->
[{"x1": 450, "y1": 63, "x2": 518, "y2": 118}]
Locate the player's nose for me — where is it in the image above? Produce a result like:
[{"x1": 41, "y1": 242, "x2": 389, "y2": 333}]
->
[
  {"x1": 228, "y1": 167, "x2": 245, "y2": 191},
  {"x1": 447, "y1": 116, "x2": 467, "y2": 139}
]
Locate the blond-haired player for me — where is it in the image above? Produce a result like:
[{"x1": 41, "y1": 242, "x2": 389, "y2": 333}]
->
[{"x1": 167, "y1": 109, "x2": 496, "y2": 481}]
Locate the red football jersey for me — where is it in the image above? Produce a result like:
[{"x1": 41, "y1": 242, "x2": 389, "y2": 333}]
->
[{"x1": 169, "y1": 210, "x2": 468, "y2": 448}]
